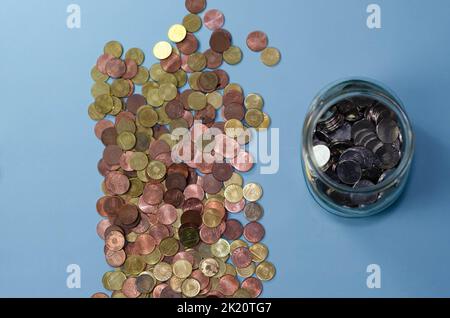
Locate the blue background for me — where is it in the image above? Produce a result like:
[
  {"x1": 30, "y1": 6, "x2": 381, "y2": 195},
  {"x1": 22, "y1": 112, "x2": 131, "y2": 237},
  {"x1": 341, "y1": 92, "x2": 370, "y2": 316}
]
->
[{"x1": 0, "y1": 0, "x2": 449, "y2": 298}]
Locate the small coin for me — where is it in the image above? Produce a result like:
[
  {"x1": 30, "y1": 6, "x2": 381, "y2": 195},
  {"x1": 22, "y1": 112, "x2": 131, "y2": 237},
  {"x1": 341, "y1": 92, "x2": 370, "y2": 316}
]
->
[{"x1": 260, "y1": 47, "x2": 281, "y2": 66}]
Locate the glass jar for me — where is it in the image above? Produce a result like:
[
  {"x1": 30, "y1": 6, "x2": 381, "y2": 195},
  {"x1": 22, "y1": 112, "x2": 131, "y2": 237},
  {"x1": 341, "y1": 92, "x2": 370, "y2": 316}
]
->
[{"x1": 301, "y1": 78, "x2": 415, "y2": 217}]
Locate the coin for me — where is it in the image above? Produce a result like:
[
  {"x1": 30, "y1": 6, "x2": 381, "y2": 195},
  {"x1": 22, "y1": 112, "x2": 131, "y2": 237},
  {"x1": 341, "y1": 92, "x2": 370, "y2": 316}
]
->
[
  {"x1": 223, "y1": 46, "x2": 242, "y2": 65},
  {"x1": 153, "y1": 41, "x2": 173, "y2": 60},
  {"x1": 243, "y1": 183, "x2": 263, "y2": 202},
  {"x1": 255, "y1": 262, "x2": 276, "y2": 281},
  {"x1": 185, "y1": 0, "x2": 206, "y2": 14},
  {"x1": 244, "y1": 202, "x2": 264, "y2": 222},
  {"x1": 168, "y1": 24, "x2": 187, "y2": 43},
  {"x1": 246, "y1": 31, "x2": 268, "y2": 52},
  {"x1": 183, "y1": 14, "x2": 202, "y2": 33},
  {"x1": 260, "y1": 47, "x2": 281, "y2": 66},
  {"x1": 204, "y1": 9, "x2": 225, "y2": 31},
  {"x1": 210, "y1": 29, "x2": 232, "y2": 53}
]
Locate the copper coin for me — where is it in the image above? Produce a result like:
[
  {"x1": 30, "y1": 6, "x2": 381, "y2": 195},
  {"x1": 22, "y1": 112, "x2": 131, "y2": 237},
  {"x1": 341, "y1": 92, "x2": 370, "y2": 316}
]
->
[
  {"x1": 204, "y1": 49, "x2": 223, "y2": 69},
  {"x1": 133, "y1": 214, "x2": 150, "y2": 234},
  {"x1": 181, "y1": 54, "x2": 193, "y2": 73},
  {"x1": 166, "y1": 100, "x2": 184, "y2": 120},
  {"x1": 96, "y1": 53, "x2": 114, "y2": 74},
  {"x1": 91, "y1": 292, "x2": 109, "y2": 298},
  {"x1": 105, "y1": 172, "x2": 130, "y2": 195},
  {"x1": 191, "y1": 270, "x2": 210, "y2": 290},
  {"x1": 148, "y1": 224, "x2": 170, "y2": 245},
  {"x1": 218, "y1": 275, "x2": 239, "y2": 296},
  {"x1": 96, "y1": 195, "x2": 124, "y2": 217},
  {"x1": 210, "y1": 29, "x2": 232, "y2": 53},
  {"x1": 204, "y1": 9, "x2": 225, "y2": 31},
  {"x1": 231, "y1": 151, "x2": 254, "y2": 172},
  {"x1": 134, "y1": 233, "x2": 156, "y2": 255},
  {"x1": 97, "y1": 159, "x2": 113, "y2": 177},
  {"x1": 106, "y1": 58, "x2": 127, "y2": 78},
  {"x1": 185, "y1": 0, "x2": 206, "y2": 14},
  {"x1": 231, "y1": 246, "x2": 252, "y2": 268},
  {"x1": 180, "y1": 210, "x2": 202, "y2": 227},
  {"x1": 103, "y1": 145, "x2": 123, "y2": 166},
  {"x1": 105, "y1": 248, "x2": 126, "y2": 267},
  {"x1": 101, "y1": 128, "x2": 118, "y2": 146},
  {"x1": 213, "y1": 134, "x2": 240, "y2": 159},
  {"x1": 122, "y1": 58, "x2": 138, "y2": 79},
  {"x1": 95, "y1": 119, "x2": 114, "y2": 139},
  {"x1": 224, "y1": 198, "x2": 245, "y2": 214},
  {"x1": 212, "y1": 162, "x2": 233, "y2": 182},
  {"x1": 153, "y1": 283, "x2": 168, "y2": 298},
  {"x1": 195, "y1": 105, "x2": 216, "y2": 125},
  {"x1": 182, "y1": 197, "x2": 204, "y2": 213},
  {"x1": 199, "y1": 225, "x2": 222, "y2": 244},
  {"x1": 246, "y1": 31, "x2": 268, "y2": 52},
  {"x1": 173, "y1": 251, "x2": 195, "y2": 266},
  {"x1": 143, "y1": 183, "x2": 164, "y2": 205},
  {"x1": 157, "y1": 204, "x2": 178, "y2": 225},
  {"x1": 97, "y1": 218, "x2": 111, "y2": 239},
  {"x1": 122, "y1": 277, "x2": 141, "y2": 298},
  {"x1": 242, "y1": 277, "x2": 263, "y2": 298},
  {"x1": 183, "y1": 184, "x2": 204, "y2": 200},
  {"x1": 105, "y1": 230, "x2": 125, "y2": 251},
  {"x1": 119, "y1": 151, "x2": 134, "y2": 172},
  {"x1": 161, "y1": 52, "x2": 182, "y2": 73},
  {"x1": 177, "y1": 33, "x2": 199, "y2": 55},
  {"x1": 117, "y1": 204, "x2": 139, "y2": 226},
  {"x1": 127, "y1": 94, "x2": 147, "y2": 114},
  {"x1": 104, "y1": 225, "x2": 124, "y2": 238},
  {"x1": 160, "y1": 286, "x2": 182, "y2": 298},
  {"x1": 224, "y1": 103, "x2": 245, "y2": 121},
  {"x1": 223, "y1": 219, "x2": 244, "y2": 241},
  {"x1": 202, "y1": 173, "x2": 223, "y2": 194},
  {"x1": 214, "y1": 69, "x2": 229, "y2": 89},
  {"x1": 180, "y1": 89, "x2": 194, "y2": 110},
  {"x1": 167, "y1": 163, "x2": 190, "y2": 178},
  {"x1": 223, "y1": 90, "x2": 244, "y2": 106},
  {"x1": 149, "y1": 140, "x2": 171, "y2": 160},
  {"x1": 164, "y1": 189, "x2": 185, "y2": 208},
  {"x1": 243, "y1": 222, "x2": 265, "y2": 243},
  {"x1": 166, "y1": 173, "x2": 187, "y2": 191},
  {"x1": 244, "y1": 202, "x2": 264, "y2": 222},
  {"x1": 183, "y1": 111, "x2": 195, "y2": 127},
  {"x1": 138, "y1": 196, "x2": 158, "y2": 214}
]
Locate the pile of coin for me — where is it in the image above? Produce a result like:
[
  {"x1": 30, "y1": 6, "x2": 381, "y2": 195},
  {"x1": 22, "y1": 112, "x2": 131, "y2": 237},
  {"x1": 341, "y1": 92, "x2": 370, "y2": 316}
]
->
[
  {"x1": 89, "y1": 0, "x2": 275, "y2": 299},
  {"x1": 312, "y1": 97, "x2": 403, "y2": 207}
]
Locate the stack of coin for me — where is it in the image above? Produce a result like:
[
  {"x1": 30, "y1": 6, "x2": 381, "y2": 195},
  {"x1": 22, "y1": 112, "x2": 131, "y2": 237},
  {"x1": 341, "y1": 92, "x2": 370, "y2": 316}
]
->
[
  {"x1": 312, "y1": 97, "x2": 403, "y2": 207},
  {"x1": 89, "y1": 0, "x2": 275, "y2": 298}
]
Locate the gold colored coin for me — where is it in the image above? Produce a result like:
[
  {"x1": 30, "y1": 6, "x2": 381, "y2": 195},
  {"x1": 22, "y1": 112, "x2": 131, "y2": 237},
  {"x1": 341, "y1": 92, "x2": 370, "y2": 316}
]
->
[
  {"x1": 153, "y1": 41, "x2": 173, "y2": 60},
  {"x1": 168, "y1": 24, "x2": 187, "y2": 43},
  {"x1": 137, "y1": 106, "x2": 158, "y2": 128},
  {"x1": 143, "y1": 247, "x2": 162, "y2": 265},
  {"x1": 125, "y1": 48, "x2": 145, "y2": 65},
  {"x1": 123, "y1": 255, "x2": 146, "y2": 276},
  {"x1": 116, "y1": 117, "x2": 136, "y2": 134},
  {"x1": 225, "y1": 264, "x2": 237, "y2": 276},
  {"x1": 108, "y1": 271, "x2": 127, "y2": 291},
  {"x1": 187, "y1": 91, "x2": 207, "y2": 110},
  {"x1": 182, "y1": 278, "x2": 201, "y2": 298},
  {"x1": 153, "y1": 262, "x2": 173, "y2": 282},
  {"x1": 94, "y1": 94, "x2": 113, "y2": 114},
  {"x1": 224, "y1": 184, "x2": 244, "y2": 204},
  {"x1": 126, "y1": 231, "x2": 138, "y2": 243},
  {"x1": 150, "y1": 64, "x2": 166, "y2": 82},
  {"x1": 172, "y1": 259, "x2": 193, "y2": 279},
  {"x1": 211, "y1": 239, "x2": 231, "y2": 258},
  {"x1": 230, "y1": 240, "x2": 248, "y2": 252},
  {"x1": 256, "y1": 261, "x2": 276, "y2": 281},
  {"x1": 132, "y1": 66, "x2": 149, "y2": 85},
  {"x1": 243, "y1": 183, "x2": 263, "y2": 202},
  {"x1": 127, "y1": 178, "x2": 144, "y2": 197},
  {"x1": 224, "y1": 83, "x2": 243, "y2": 95},
  {"x1": 156, "y1": 105, "x2": 170, "y2": 125},
  {"x1": 91, "y1": 66, "x2": 109, "y2": 82},
  {"x1": 260, "y1": 47, "x2": 281, "y2": 67},
  {"x1": 188, "y1": 72, "x2": 202, "y2": 90},
  {"x1": 159, "y1": 237, "x2": 179, "y2": 256},
  {"x1": 117, "y1": 131, "x2": 136, "y2": 151},
  {"x1": 257, "y1": 112, "x2": 271, "y2": 131},
  {"x1": 250, "y1": 243, "x2": 269, "y2": 263},
  {"x1": 129, "y1": 152, "x2": 149, "y2": 171},
  {"x1": 111, "y1": 79, "x2": 131, "y2": 97},
  {"x1": 104, "y1": 41, "x2": 123, "y2": 58},
  {"x1": 236, "y1": 263, "x2": 256, "y2": 278},
  {"x1": 224, "y1": 119, "x2": 244, "y2": 138},
  {"x1": 223, "y1": 46, "x2": 243, "y2": 65},
  {"x1": 202, "y1": 208, "x2": 223, "y2": 228},
  {"x1": 88, "y1": 103, "x2": 105, "y2": 121},
  {"x1": 245, "y1": 109, "x2": 265, "y2": 128},
  {"x1": 174, "y1": 69, "x2": 187, "y2": 88},
  {"x1": 169, "y1": 275, "x2": 185, "y2": 293},
  {"x1": 146, "y1": 88, "x2": 164, "y2": 107},
  {"x1": 245, "y1": 93, "x2": 264, "y2": 110},
  {"x1": 159, "y1": 73, "x2": 178, "y2": 86},
  {"x1": 183, "y1": 14, "x2": 202, "y2": 33},
  {"x1": 159, "y1": 83, "x2": 178, "y2": 101},
  {"x1": 199, "y1": 258, "x2": 219, "y2": 277},
  {"x1": 111, "y1": 292, "x2": 126, "y2": 298},
  {"x1": 224, "y1": 173, "x2": 243, "y2": 187},
  {"x1": 187, "y1": 53, "x2": 207, "y2": 72},
  {"x1": 207, "y1": 91, "x2": 223, "y2": 109},
  {"x1": 110, "y1": 96, "x2": 123, "y2": 116},
  {"x1": 233, "y1": 289, "x2": 252, "y2": 298},
  {"x1": 213, "y1": 258, "x2": 227, "y2": 279},
  {"x1": 146, "y1": 160, "x2": 167, "y2": 180}
]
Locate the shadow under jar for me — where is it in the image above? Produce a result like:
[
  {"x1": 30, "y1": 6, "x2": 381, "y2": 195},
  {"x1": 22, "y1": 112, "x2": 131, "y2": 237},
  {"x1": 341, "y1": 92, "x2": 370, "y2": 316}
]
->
[{"x1": 302, "y1": 78, "x2": 415, "y2": 217}]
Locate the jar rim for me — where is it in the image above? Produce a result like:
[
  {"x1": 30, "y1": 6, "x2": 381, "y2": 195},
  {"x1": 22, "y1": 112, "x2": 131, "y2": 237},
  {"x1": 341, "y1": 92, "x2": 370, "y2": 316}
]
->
[{"x1": 303, "y1": 78, "x2": 415, "y2": 194}]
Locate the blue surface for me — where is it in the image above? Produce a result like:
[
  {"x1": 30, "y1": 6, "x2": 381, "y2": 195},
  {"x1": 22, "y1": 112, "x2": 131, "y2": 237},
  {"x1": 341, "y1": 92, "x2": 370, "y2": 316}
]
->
[{"x1": 1, "y1": 0, "x2": 450, "y2": 298}]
